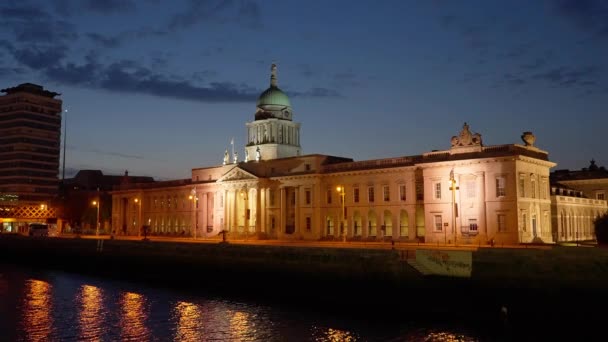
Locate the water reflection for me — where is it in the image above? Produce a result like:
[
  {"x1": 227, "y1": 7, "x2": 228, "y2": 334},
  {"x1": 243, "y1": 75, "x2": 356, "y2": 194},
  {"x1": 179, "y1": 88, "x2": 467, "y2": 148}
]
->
[
  {"x1": 120, "y1": 291, "x2": 150, "y2": 341},
  {"x1": 312, "y1": 326, "x2": 359, "y2": 342},
  {"x1": 78, "y1": 284, "x2": 104, "y2": 341},
  {"x1": 22, "y1": 279, "x2": 54, "y2": 342},
  {"x1": 228, "y1": 310, "x2": 256, "y2": 341},
  {"x1": 173, "y1": 301, "x2": 204, "y2": 341}
]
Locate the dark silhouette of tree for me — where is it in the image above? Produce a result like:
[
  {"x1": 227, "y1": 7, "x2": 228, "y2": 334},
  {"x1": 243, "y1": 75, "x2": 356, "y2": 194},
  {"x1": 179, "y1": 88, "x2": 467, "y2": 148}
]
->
[{"x1": 594, "y1": 213, "x2": 608, "y2": 244}]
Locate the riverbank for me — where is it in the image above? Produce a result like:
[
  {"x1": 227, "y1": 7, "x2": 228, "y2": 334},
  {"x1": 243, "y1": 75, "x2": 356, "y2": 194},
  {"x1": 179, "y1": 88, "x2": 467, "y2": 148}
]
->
[{"x1": 2, "y1": 235, "x2": 608, "y2": 339}]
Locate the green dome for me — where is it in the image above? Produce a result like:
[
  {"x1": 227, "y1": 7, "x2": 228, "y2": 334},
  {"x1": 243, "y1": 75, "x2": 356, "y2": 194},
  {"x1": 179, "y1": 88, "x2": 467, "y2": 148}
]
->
[{"x1": 257, "y1": 86, "x2": 291, "y2": 108}]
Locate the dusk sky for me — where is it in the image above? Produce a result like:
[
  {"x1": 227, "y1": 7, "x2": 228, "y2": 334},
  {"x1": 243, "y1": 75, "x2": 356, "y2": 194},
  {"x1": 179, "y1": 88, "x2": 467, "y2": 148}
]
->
[{"x1": 1, "y1": 0, "x2": 607, "y2": 180}]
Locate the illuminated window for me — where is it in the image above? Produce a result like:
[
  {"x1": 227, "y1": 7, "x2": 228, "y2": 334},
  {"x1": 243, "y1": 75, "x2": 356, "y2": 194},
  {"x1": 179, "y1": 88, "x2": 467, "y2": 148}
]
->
[
  {"x1": 305, "y1": 189, "x2": 311, "y2": 205},
  {"x1": 354, "y1": 187, "x2": 360, "y2": 203},
  {"x1": 399, "y1": 185, "x2": 406, "y2": 201},
  {"x1": 498, "y1": 214, "x2": 507, "y2": 232},
  {"x1": 434, "y1": 182, "x2": 441, "y2": 200},
  {"x1": 469, "y1": 218, "x2": 478, "y2": 232},
  {"x1": 495, "y1": 177, "x2": 506, "y2": 197},
  {"x1": 383, "y1": 185, "x2": 390, "y2": 202},
  {"x1": 368, "y1": 186, "x2": 375, "y2": 203},
  {"x1": 434, "y1": 215, "x2": 442, "y2": 231},
  {"x1": 521, "y1": 211, "x2": 527, "y2": 232},
  {"x1": 519, "y1": 175, "x2": 525, "y2": 197}
]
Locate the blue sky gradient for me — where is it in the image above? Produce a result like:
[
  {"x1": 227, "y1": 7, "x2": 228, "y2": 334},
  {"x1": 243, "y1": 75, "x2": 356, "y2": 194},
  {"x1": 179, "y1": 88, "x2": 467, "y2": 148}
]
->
[{"x1": 2, "y1": 0, "x2": 607, "y2": 180}]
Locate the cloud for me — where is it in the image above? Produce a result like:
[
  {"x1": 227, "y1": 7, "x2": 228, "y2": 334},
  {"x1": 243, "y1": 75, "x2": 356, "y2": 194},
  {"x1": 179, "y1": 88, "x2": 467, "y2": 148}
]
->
[
  {"x1": 168, "y1": 0, "x2": 261, "y2": 30},
  {"x1": 531, "y1": 65, "x2": 600, "y2": 88},
  {"x1": 86, "y1": 33, "x2": 124, "y2": 48},
  {"x1": 554, "y1": 0, "x2": 608, "y2": 38},
  {"x1": 10, "y1": 45, "x2": 68, "y2": 70},
  {"x1": 84, "y1": 0, "x2": 136, "y2": 14},
  {"x1": 289, "y1": 87, "x2": 342, "y2": 98},
  {"x1": 0, "y1": 4, "x2": 78, "y2": 44},
  {"x1": 50, "y1": 0, "x2": 137, "y2": 16}
]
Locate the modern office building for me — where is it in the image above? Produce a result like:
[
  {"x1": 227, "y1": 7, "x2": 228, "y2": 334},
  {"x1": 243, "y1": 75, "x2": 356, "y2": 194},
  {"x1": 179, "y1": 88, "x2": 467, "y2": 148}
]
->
[{"x1": 0, "y1": 83, "x2": 62, "y2": 232}]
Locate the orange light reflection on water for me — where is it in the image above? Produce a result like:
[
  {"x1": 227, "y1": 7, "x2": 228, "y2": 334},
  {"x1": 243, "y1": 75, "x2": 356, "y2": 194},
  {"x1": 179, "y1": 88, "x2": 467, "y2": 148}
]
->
[
  {"x1": 22, "y1": 279, "x2": 54, "y2": 342},
  {"x1": 313, "y1": 327, "x2": 358, "y2": 342},
  {"x1": 174, "y1": 301, "x2": 204, "y2": 341},
  {"x1": 78, "y1": 284, "x2": 104, "y2": 341},
  {"x1": 228, "y1": 310, "x2": 256, "y2": 341},
  {"x1": 120, "y1": 291, "x2": 150, "y2": 341}
]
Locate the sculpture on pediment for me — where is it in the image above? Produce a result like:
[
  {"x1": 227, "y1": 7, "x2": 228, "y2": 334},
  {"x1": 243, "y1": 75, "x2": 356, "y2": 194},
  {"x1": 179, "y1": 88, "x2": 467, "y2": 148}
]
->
[
  {"x1": 451, "y1": 122, "x2": 482, "y2": 147},
  {"x1": 223, "y1": 149, "x2": 229, "y2": 165}
]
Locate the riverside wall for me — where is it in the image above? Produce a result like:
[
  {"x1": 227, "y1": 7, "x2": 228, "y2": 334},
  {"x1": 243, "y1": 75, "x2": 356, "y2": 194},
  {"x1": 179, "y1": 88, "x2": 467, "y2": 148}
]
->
[{"x1": 2, "y1": 235, "x2": 608, "y2": 328}]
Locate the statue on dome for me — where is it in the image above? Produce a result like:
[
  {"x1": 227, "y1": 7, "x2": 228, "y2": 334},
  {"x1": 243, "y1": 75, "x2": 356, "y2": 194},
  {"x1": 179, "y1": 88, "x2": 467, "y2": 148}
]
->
[
  {"x1": 255, "y1": 147, "x2": 261, "y2": 162},
  {"x1": 233, "y1": 151, "x2": 238, "y2": 164},
  {"x1": 270, "y1": 63, "x2": 277, "y2": 87},
  {"x1": 244, "y1": 149, "x2": 249, "y2": 162},
  {"x1": 223, "y1": 149, "x2": 229, "y2": 165}
]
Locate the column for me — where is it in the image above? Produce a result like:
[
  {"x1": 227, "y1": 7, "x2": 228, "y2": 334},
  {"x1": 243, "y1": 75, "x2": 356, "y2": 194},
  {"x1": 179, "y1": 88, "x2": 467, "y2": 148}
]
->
[
  {"x1": 232, "y1": 189, "x2": 237, "y2": 232},
  {"x1": 260, "y1": 188, "x2": 266, "y2": 233},
  {"x1": 408, "y1": 207, "x2": 416, "y2": 240},
  {"x1": 280, "y1": 187, "x2": 286, "y2": 235},
  {"x1": 202, "y1": 192, "x2": 208, "y2": 237},
  {"x1": 294, "y1": 187, "x2": 300, "y2": 235},
  {"x1": 476, "y1": 171, "x2": 487, "y2": 239}
]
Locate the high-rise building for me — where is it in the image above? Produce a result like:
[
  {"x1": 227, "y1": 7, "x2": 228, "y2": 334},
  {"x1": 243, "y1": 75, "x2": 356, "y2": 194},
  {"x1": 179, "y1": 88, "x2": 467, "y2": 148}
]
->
[{"x1": 0, "y1": 83, "x2": 62, "y2": 204}]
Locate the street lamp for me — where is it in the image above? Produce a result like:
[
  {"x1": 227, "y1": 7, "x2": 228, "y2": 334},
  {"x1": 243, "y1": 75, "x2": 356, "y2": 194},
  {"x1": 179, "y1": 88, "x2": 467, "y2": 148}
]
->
[
  {"x1": 449, "y1": 169, "x2": 459, "y2": 245},
  {"x1": 92, "y1": 200, "x2": 100, "y2": 236},
  {"x1": 134, "y1": 198, "x2": 142, "y2": 237},
  {"x1": 336, "y1": 186, "x2": 346, "y2": 242},
  {"x1": 189, "y1": 188, "x2": 198, "y2": 239}
]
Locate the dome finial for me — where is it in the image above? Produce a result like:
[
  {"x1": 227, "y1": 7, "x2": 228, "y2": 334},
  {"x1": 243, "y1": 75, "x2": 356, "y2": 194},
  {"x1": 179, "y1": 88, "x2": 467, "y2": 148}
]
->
[{"x1": 270, "y1": 62, "x2": 277, "y2": 87}]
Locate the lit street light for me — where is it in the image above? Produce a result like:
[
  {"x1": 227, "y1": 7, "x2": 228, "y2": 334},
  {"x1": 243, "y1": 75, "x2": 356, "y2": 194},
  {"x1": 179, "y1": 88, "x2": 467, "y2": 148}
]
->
[
  {"x1": 449, "y1": 169, "x2": 459, "y2": 245},
  {"x1": 134, "y1": 198, "x2": 142, "y2": 237},
  {"x1": 336, "y1": 186, "x2": 346, "y2": 242},
  {"x1": 189, "y1": 187, "x2": 198, "y2": 239},
  {"x1": 92, "y1": 200, "x2": 100, "y2": 236}
]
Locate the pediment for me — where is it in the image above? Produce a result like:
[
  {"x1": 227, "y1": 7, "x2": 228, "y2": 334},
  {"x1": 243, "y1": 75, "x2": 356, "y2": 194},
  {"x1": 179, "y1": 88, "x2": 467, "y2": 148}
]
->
[{"x1": 218, "y1": 167, "x2": 258, "y2": 182}]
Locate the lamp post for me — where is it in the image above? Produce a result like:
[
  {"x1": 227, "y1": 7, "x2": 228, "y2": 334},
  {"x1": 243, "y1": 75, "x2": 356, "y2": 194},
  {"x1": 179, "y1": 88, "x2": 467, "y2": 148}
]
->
[
  {"x1": 336, "y1": 186, "x2": 346, "y2": 242},
  {"x1": 92, "y1": 200, "x2": 100, "y2": 236},
  {"x1": 449, "y1": 169, "x2": 459, "y2": 245},
  {"x1": 189, "y1": 187, "x2": 198, "y2": 239},
  {"x1": 134, "y1": 198, "x2": 142, "y2": 237}
]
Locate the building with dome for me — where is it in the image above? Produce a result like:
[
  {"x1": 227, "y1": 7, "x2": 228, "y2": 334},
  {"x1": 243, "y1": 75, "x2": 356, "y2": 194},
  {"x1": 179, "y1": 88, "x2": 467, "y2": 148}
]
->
[{"x1": 111, "y1": 64, "x2": 606, "y2": 245}]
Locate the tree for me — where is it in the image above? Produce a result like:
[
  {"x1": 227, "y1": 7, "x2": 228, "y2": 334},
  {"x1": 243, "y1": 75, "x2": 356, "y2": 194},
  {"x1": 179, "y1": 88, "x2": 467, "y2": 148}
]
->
[{"x1": 594, "y1": 213, "x2": 608, "y2": 245}]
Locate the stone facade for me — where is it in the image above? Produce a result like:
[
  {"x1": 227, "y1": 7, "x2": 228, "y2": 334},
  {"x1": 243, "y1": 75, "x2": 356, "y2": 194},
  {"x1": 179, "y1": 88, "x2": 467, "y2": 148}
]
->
[{"x1": 111, "y1": 65, "x2": 606, "y2": 245}]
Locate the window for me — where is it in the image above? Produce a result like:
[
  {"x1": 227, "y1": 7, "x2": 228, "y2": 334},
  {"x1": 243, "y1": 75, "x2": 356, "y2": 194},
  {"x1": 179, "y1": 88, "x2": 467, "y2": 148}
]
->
[
  {"x1": 496, "y1": 177, "x2": 506, "y2": 197},
  {"x1": 306, "y1": 217, "x2": 311, "y2": 231},
  {"x1": 434, "y1": 182, "x2": 442, "y2": 200},
  {"x1": 220, "y1": 193, "x2": 224, "y2": 208},
  {"x1": 327, "y1": 189, "x2": 332, "y2": 204},
  {"x1": 399, "y1": 184, "x2": 406, "y2": 201},
  {"x1": 305, "y1": 164, "x2": 311, "y2": 171},
  {"x1": 291, "y1": 192, "x2": 296, "y2": 205},
  {"x1": 354, "y1": 187, "x2": 360, "y2": 203},
  {"x1": 368, "y1": 186, "x2": 375, "y2": 202},
  {"x1": 383, "y1": 185, "x2": 390, "y2": 202},
  {"x1": 521, "y1": 211, "x2": 527, "y2": 232},
  {"x1": 542, "y1": 180, "x2": 548, "y2": 199},
  {"x1": 269, "y1": 190, "x2": 275, "y2": 206},
  {"x1": 597, "y1": 192, "x2": 605, "y2": 201},
  {"x1": 270, "y1": 217, "x2": 276, "y2": 231},
  {"x1": 305, "y1": 189, "x2": 311, "y2": 205},
  {"x1": 498, "y1": 214, "x2": 507, "y2": 232},
  {"x1": 469, "y1": 218, "x2": 478, "y2": 232},
  {"x1": 434, "y1": 215, "x2": 442, "y2": 231},
  {"x1": 519, "y1": 176, "x2": 525, "y2": 197},
  {"x1": 466, "y1": 181, "x2": 476, "y2": 198}
]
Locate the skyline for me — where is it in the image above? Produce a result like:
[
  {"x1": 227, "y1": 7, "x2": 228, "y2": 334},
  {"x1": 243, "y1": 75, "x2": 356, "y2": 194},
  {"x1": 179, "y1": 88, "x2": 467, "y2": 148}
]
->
[{"x1": 1, "y1": 0, "x2": 607, "y2": 180}]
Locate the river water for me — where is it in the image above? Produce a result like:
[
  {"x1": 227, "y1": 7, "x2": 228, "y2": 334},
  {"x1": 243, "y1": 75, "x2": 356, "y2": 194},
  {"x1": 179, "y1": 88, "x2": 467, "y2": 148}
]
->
[{"x1": 0, "y1": 264, "x2": 500, "y2": 341}]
